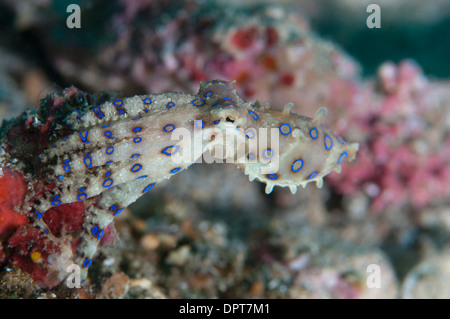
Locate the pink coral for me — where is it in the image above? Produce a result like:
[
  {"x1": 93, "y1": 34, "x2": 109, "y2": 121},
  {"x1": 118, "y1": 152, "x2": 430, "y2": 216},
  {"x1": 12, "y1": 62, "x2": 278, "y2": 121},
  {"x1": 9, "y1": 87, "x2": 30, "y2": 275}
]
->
[{"x1": 327, "y1": 60, "x2": 450, "y2": 211}]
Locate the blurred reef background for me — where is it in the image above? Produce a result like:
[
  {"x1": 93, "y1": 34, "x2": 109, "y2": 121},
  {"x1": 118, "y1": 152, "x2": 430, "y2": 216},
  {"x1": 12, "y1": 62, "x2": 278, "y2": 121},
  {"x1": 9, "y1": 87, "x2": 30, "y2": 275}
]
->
[{"x1": 0, "y1": 0, "x2": 449, "y2": 298}]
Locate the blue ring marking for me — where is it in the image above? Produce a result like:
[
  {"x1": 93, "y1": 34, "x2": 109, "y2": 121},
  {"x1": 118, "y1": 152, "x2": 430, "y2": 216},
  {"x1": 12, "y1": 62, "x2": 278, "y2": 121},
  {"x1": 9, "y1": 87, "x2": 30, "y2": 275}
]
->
[
  {"x1": 246, "y1": 130, "x2": 256, "y2": 139},
  {"x1": 104, "y1": 131, "x2": 112, "y2": 137},
  {"x1": 292, "y1": 159, "x2": 304, "y2": 172},
  {"x1": 134, "y1": 137, "x2": 142, "y2": 143},
  {"x1": 80, "y1": 130, "x2": 89, "y2": 142},
  {"x1": 105, "y1": 171, "x2": 111, "y2": 177},
  {"x1": 78, "y1": 187, "x2": 86, "y2": 192},
  {"x1": 143, "y1": 183, "x2": 155, "y2": 193},
  {"x1": 57, "y1": 175, "x2": 63, "y2": 180},
  {"x1": 133, "y1": 127, "x2": 142, "y2": 133},
  {"x1": 63, "y1": 164, "x2": 71, "y2": 172},
  {"x1": 63, "y1": 159, "x2": 71, "y2": 163},
  {"x1": 117, "y1": 109, "x2": 125, "y2": 115},
  {"x1": 143, "y1": 98, "x2": 152, "y2": 105},
  {"x1": 204, "y1": 91, "x2": 213, "y2": 97},
  {"x1": 249, "y1": 110, "x2": 259, "y2": 120},
  {"x1": 51, "y1": 195, "x2": 60, "y2": 199},
  {"x1": 308, "y1": 172, "x2": 318, "y2": 179},
  {"x1": 162, "y1": 145, "x2": 179, "y2": 156},
  {"x1": 163, "y1": 124, "x2": 175, "y2": 132},
  {"x1": 97, "y1": 230, "x2": 104, "y2": 240},
  {"x1": 132, "y1": 116, "x2": 143, "y2": 121},
  {"x1": 170, "y1": 167, "x2": 181, "y2": 174},
  {"x1": 167, "y1": 102, "x2": 175, "y2": 108},
  {"x1": 106, "y1": 146, "x2": 114, "y2": 155},
  {"x1": 223, "y1": 97, "x2": 234, "y2": 103},
  {"x1": 93, "y1": 106, "x2": 100, "y2": 113},
  {"x1": 263, "y1": 149, "x2": 273, "y2": 159},
  {"x1": 136, "y1": 175, "x2": 147, "y2": 180},
  {"x1": 102, "y1": 123, "x2": 110, "y2": 128},
  {"x1": 52, "y1": 200, "x2": 61, "y2": 207},
  {"x1": 91, "y1": 226, "x2": 98, "y2": 235},
  {"x1": 131, "y1": 164, "x2": 142, "y2": 173},
  {"x1": 195, "y1": 120, "x2": 204, "y2": 129},
  {"x1": 109, "y1": 205, "x2": 116, "y2": 211},
  {"x1": 98, "y1": 112, "x2": 104, "y2": 119},
  {"x1": 192, "y1": 99, "x2": 206, "y2": 107},
  {"x1": 268, "y1": 174, "x2": 278, "y2": 180},
  {"x1": 35, "y1": 212, "x2": 43, "y2": 219},
  {"x1": 310, "y1": 128, "x2": 318, "y2": 140},
  {"x1": 84, "y1": 156, "x2": 92, "y2": 168},
  {"x1": 114, "y1": 208, "x2": 124, "y2": 216},
  {"x1": 113, "y1": 100, "x2": 123, "y2": 107},
  {"x1": 214, "y1": 120, "x2": 220, "y2": 125},
  {"x1": 77, "y1": 193, "x2": 87, "y2": 201},
  {"x1": 105, "y1": 161, "x2": 113, "y2": 165},
  {"x1": 337, "y1": 152, "x2": 349, "y2": 165},
  {"x1": 83, "y1": 259, "x2": 92, "y2": 268},
  {"x1": 102, "y1": 178, "x2": 113, "y2": 188},
  {"x1": 324, "y1": 135, "x2": 333, "y2": 150},
  {"x1": 280, "y1": 124, "x2": 292, "y2": 135},
  {"x1": 336, "y1": 136, "x2": 345, "y2": 145},
  {"x1": 131, "y1": 154, "x2": 140, "y2": 159},
  {"x1": 248, "y1": 153, "x2": 255, "y2": 159}
]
